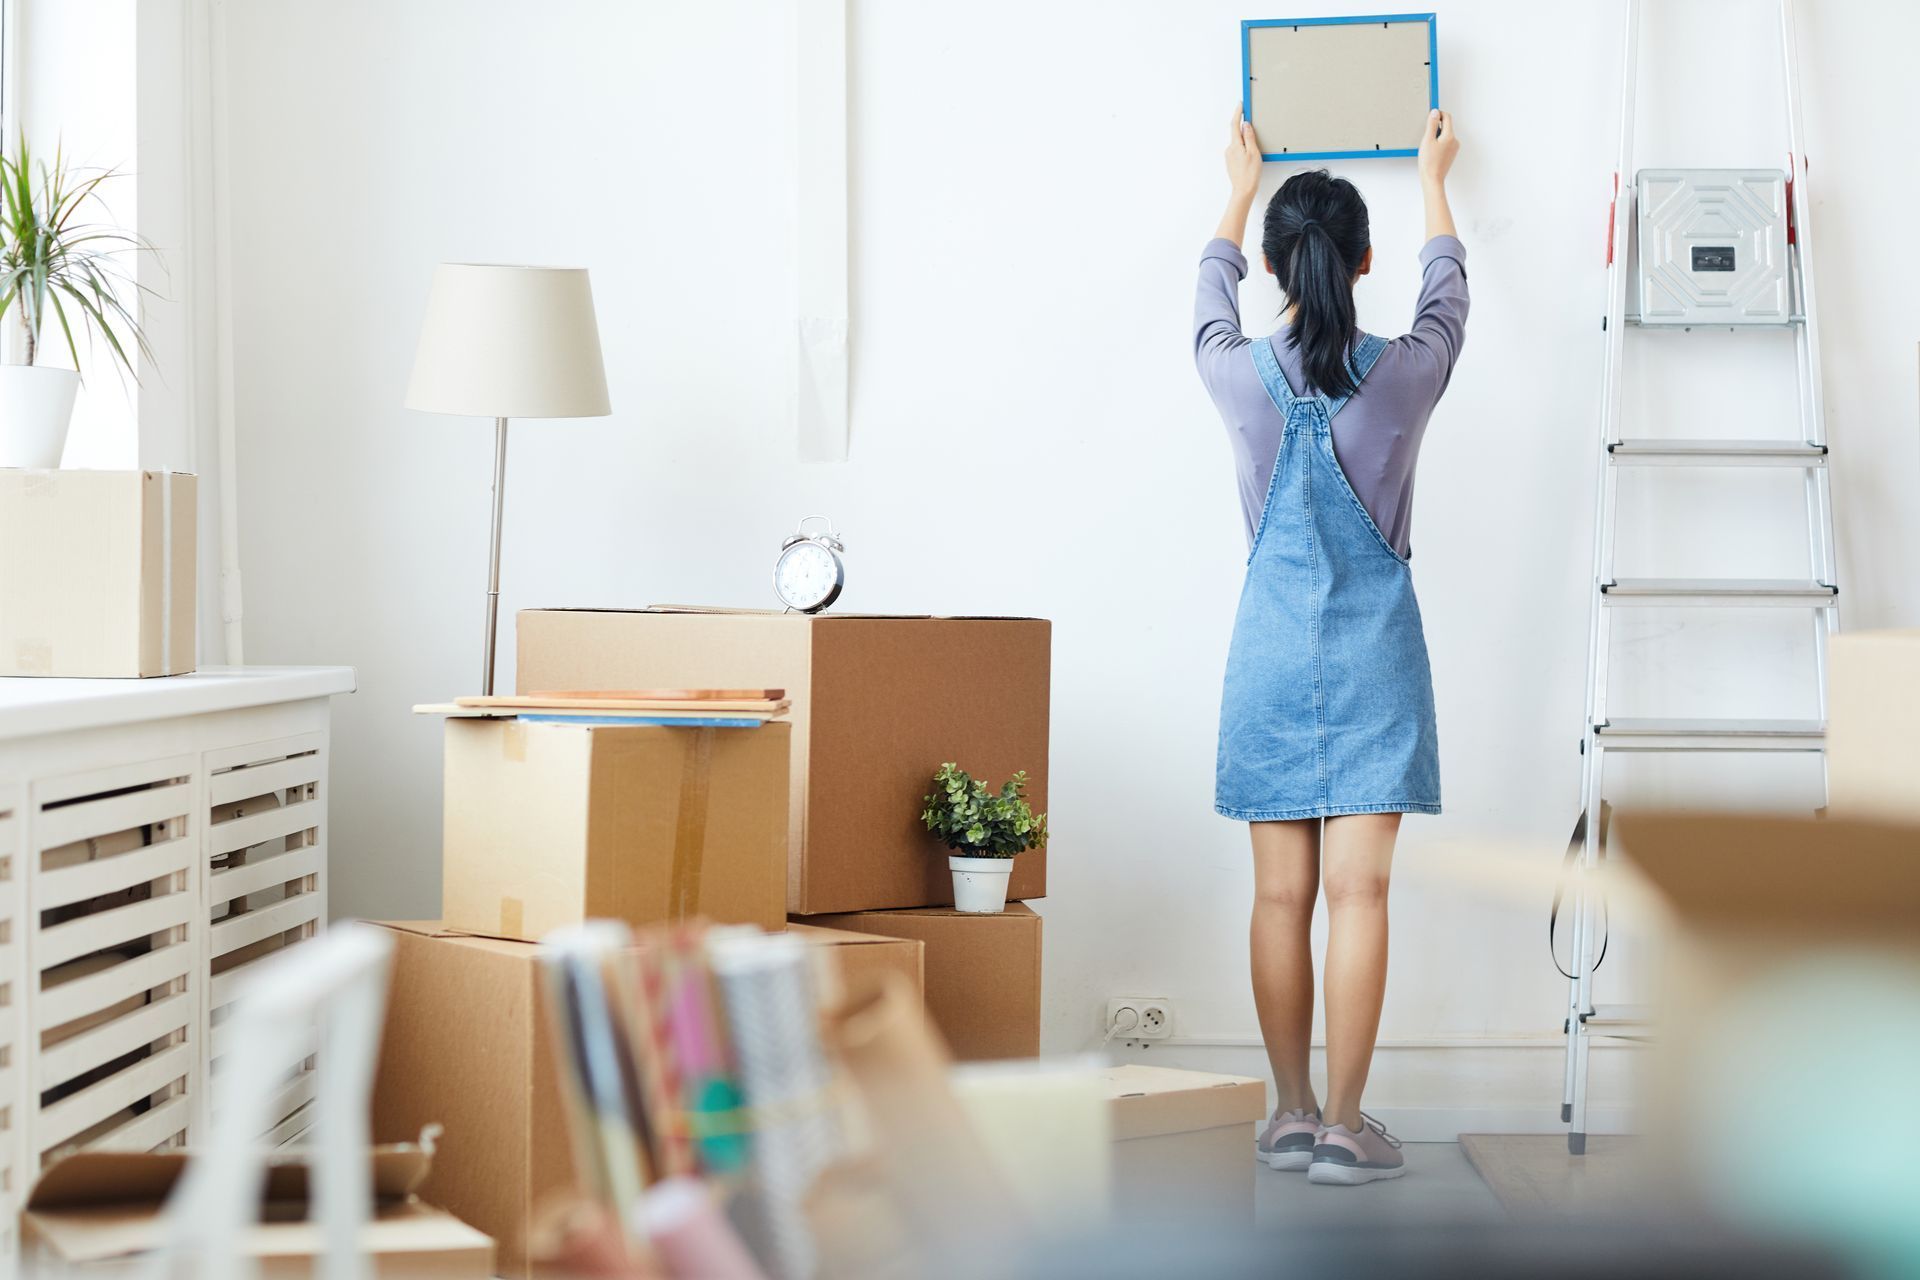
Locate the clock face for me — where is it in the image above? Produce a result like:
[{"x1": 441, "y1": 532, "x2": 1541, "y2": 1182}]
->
[{"x1": 774, "y1": 540, "x2": 842, "y2": 611}]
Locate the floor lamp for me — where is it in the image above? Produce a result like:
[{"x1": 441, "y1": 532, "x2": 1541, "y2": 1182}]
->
[{"x1": 405, "y1": 264, "x2": 610, "y2": 694}]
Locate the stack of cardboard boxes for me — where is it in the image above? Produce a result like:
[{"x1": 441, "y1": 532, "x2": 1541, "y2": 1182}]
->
[
  {"x1": 515, "y1": 607, "x2": 1053, "y2": 1060},
  {"x1": 371, "y1": 605, "x2": 1051, "y2": 1274}
]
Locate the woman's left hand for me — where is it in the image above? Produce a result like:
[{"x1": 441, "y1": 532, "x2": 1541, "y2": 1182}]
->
[{"x1": 1226, "y1": 106, "x2": 1263, "y2": 196}]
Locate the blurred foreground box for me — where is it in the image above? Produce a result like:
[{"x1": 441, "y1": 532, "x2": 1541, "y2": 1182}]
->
[
  {"x1": 1102, "y1": 1065, "x2": 1265, "y2": 1226},
  {"x1": 367, "y1": 919, "x2": 921, "y2": 1278},
  {"x1": 1825, "y1": 629, "x2": 1920, "y2": 822},
  {"x1": 22, "y1": 1139, "x2": 494, "y2": 1276},
  {"x1": 1615, "y1": 811, "x2": 1920, "y2": 1260}
]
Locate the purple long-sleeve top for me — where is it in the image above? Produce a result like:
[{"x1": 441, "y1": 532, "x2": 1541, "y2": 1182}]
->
[{"x1": 1194, "y1": 234, "x2": 1469, "y2": 559}]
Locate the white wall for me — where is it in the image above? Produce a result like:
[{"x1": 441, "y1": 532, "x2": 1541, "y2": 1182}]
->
[{"x1": 214, "y1": 0, "x2": 1920, "y2": 1127}]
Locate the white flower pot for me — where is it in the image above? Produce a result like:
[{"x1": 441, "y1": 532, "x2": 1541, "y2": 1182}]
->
[
  {"x1": 0, "y1": 365, "x2": 80, "y2": 468},
  {"x1": 949, "y1": 855, "x2": 1014, "y2": 913}
]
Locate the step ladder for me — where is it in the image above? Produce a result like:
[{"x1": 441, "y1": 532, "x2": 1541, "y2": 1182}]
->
[{"x1": 1561, "y1": 0, "x2": 1837, "y2": 1156}]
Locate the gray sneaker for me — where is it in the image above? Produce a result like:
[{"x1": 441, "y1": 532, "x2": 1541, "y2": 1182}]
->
[
  {"x1": 1255, "y1": 1106, "x2": 1320, "y2": 1171},
  {"x1": 1306, "y1": 1113, "x2": 1405, "y2": 1185}
]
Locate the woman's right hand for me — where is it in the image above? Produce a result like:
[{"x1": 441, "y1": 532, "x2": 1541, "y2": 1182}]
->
[{"x1": 1417, "y1": 109, "x2": 1458, "y2": 186}]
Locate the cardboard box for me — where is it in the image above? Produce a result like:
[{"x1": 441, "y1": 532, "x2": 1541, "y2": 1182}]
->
[
  {"x1": 798, "y1": 903, "x2": 1041, "y2": 1060},
  {"x1": 0, "y1": 469, "x2": 195, "y2": 677},
  {"x1": 368, "y1": 919, "x2": 921, "y2": 1278},
  {"x1": 22, "y1": 1138, "x2": 494, "y2": 1276},
  {"x1": 1825, "y1": 630, "x2": 1920, "y2": 821},
  {"x1": 443, "y1": 717, "x2": 790, "y2": 941},
  {"x1": 1613, "y1": 812, "x2": 1920, "y2": 1206},
  {"x1": 1100, "y1": 1064, "x2": 1266, "y2": 1226},
  {"x1": 516, "y1": 608, "x2": 1051, "y2": 914},
  {"x1": 787, "y1": 920, "x2": 926, "y2": 998}
]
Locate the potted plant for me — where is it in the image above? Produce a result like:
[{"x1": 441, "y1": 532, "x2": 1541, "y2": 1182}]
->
[
  {"x1": 920, "y1": 761, "x2": 1048, "y2": 913},
  {"x1": 0, "y1": 137, "x2": 152, "y2": 468}
]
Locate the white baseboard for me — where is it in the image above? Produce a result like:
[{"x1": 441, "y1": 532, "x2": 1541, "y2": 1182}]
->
[
  {"x1": 1365, "y1": 1105, "x2": 1635, "y2": 1143},
  {"x1": 1092, "y1": 1039, "x2": 1645, "y2": 1140}
]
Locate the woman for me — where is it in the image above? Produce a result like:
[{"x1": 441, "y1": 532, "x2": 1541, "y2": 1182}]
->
[{"x1": 1194, "y1": 107, "x2": 1465, "y2": 1186}]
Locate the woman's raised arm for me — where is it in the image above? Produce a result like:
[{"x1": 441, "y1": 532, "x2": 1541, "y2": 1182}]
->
[
  {"x1": 1417, "y1": 109, "x2": 1460, "y2": 241},
  {"x1": 1216, "y1": 106, "x2": 1264, "y2": 247}
]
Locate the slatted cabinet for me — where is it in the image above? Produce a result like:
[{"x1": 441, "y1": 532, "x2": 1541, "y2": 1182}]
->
[
  {"x1": 28, "y1": 757, "x2": 203, "y2": 1170},
  {"x1": 0, "y1": 666, "x2": 353, "y2": 1268},
  {"x1": 0, "y1": 788, "x2": 22, "y2": 1267},
  {"x1": 205, "y1": 733, "x2": 328, "y2": 1145}
]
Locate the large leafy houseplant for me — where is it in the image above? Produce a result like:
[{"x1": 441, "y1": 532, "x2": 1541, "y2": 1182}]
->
[
  {"x1": 921, "y1": 762, "x2": 1048, "y2": 859},
  {"x1": 0, "y1": 136, "x2": 152, "y2": 379}
]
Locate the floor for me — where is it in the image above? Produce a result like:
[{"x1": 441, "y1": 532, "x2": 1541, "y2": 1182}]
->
[
  {"x1": 1458, "y1": 1133, "x2": 1657, "y2": 1219},
  {"x1": 1254, "y1": 1141, "x2": 1506, "y2": 1228}
]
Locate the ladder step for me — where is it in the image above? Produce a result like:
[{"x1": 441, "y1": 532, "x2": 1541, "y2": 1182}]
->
[
  {"x1": 1601, "y1": 578, "x2": 1837, "y2": 608},
  {"x1": 1583, "y1": 1004, "x2": 1654, "y2": 1044},
  {"x1": 1594, "y1": 718, "x2": 1825, "y2": 752},
  {"x1": 1608, "y1": 438, "x2": 1827, "y2": 467},
  {"x1": 1584, "y1": 1003, "x2": 1652, "y2": 1027}
]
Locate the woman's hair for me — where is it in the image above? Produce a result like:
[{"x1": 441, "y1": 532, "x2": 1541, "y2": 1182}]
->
[{"x1": 1261, "y1": 169, "x2": 1371, "y2": 399}]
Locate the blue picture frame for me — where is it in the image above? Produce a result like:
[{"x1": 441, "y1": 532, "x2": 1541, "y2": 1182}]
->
[{"x1": 1241, "y1": 13, "x2": 1439, "y2": 161}]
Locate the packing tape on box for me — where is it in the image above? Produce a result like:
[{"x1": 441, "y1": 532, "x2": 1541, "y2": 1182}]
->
[
  {"x1": 14, "y1": 638, "x2": 52, "y2": 676},
  {"x1": 160, "y1": 470, "x2": 173, "y2": 674},
  {"x1": 667, "y1": 728, "x2": 716, "y2": 919}
]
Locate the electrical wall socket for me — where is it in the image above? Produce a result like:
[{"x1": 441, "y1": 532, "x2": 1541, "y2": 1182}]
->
[{"x1": 1106, "y1": 997, "x2": 1174, "y2": 1042}]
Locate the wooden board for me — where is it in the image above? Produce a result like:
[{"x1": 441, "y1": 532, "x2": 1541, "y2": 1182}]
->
[
  {"x1": 522, "y1": 688, "x2": 784, "y2": 701},
  {"x1": 420, "y1": 701, "x2": 789, "y2": 719},
  {"x1": 1242, "y1": 15, "x2": 1437, "y2": 161},
  {"x1": 455, "y1": 695, "x2": 790, "y2": 713}
]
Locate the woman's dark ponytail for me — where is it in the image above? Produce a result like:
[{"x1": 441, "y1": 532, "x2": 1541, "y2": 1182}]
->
[{"x1": 1261, "y1": 170, "x2": 1370, "y2": 400}]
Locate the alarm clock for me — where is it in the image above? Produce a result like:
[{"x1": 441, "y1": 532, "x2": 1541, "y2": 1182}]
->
[{"x1": 774, "y1": 515, "x2": 845, "y2": 613}]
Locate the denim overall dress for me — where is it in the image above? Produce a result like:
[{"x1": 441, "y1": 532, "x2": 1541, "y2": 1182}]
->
[{"x1": 1215, "y1": 333, "x2": 1441, "y2": 821}]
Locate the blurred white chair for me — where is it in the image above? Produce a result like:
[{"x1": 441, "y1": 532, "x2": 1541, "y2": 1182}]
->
[{"x1": 142, "y1": 922, "x2": 394, "y2": 1280}]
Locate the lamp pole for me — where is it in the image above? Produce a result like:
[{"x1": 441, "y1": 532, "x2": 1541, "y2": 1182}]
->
[{"x1": 482, "y1": 415, "x2": 508, "y2": 696}]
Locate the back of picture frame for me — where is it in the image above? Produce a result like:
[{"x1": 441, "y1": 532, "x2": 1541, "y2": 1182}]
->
[{"x1": 1241, "y1": 14, "x2": 1439, "y2": 161}]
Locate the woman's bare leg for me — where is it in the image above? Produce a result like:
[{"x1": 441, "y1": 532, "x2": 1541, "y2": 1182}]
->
[
  {"x1": 1320, "y1": 812, "x2": 1401, "y2": 1130},
  {"x1": 1250, "y1": 819, "x2": 1322, "y2": 1113}
]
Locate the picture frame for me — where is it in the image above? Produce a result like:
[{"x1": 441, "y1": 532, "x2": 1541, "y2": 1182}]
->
[{"x1": 1240, "y1": 13, "x2": 1440, "y2": 162}]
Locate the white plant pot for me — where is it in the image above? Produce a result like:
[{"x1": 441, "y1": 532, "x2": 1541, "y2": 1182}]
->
[
  {"x1": 949, "y1": 855, "x2": 1013, "y2": 914},
  {"x1": 0, "y1": 365, "x2": 80, "y2": 468}
]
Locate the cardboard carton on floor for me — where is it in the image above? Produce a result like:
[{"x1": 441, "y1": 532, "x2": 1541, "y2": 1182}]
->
[
  {"x1": 1613, "y1": 812, "x2": 1920, "y2": 1227},
  {"x1": 1824, "y1": 630, "x2": 1920, "y2": 821},
  {"x1": 368, "y1": 919, "x2": 922, "y2": 1278},
  {"x1": 0, "y1": 469, "x2": 196, "y2": 677},
  {"x1": 516, "y1": 608, "x2": 1051, "y2": 914},
  {"x1": 798, "y1": 903, "x2": 1041, "y2": 1061},
  {"x1": 1101, "y1": 1064, "x2": 1266, "y2": 1226},
  {"x1": 443, "y1": 716, "x2": 790, "y2": 941},
  {"x1": 22, "y1": 1135, "x2": 494, "y2": 1276}
]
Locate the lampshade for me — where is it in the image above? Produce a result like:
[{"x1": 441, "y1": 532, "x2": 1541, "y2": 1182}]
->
[{"x1": 405, "y1": 264, "x2": 612, "y2": 418}]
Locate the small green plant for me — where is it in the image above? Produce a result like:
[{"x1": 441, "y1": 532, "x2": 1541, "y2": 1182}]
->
[
  {"x1": 921, "y1": 762, "x2": 1048, "y2": 859},
  {"x1": 0, "y1": 135, "x2": 154, "y2": 379}
]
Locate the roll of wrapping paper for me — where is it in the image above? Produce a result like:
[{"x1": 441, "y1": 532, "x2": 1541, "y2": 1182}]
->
[
  {"x1": 539, "y1": 922, "x2": 656, "y2": 1263},
  {"x1": 641, "y1": 1178, "x2": 769, "y2": 1280},
  {"x1": 708, "y1": 932, "x2": 840, "y2": 1280},
  {"x1": 662, "y1": 928, "x2": 751, "y2": 1178}
]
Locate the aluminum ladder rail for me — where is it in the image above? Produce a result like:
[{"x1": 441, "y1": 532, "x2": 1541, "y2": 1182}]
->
[{"x1": 1562, "y1": 0, "x2": 1838, "y2": 1156}]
